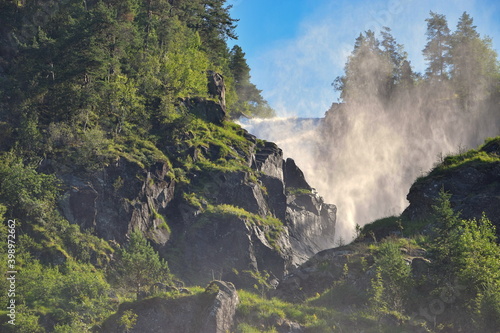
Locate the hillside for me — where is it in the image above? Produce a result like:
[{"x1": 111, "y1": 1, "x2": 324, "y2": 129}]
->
[
  {"x1": 1, "y1": 2, "x2": 500, "y2": 333},
  {"x1": 231, "y1": 138, "x2": 500, "y2": 332},
  {"x1": 98, "y1": 138, "x2": 500, "y2": 333},
  {"x1": 0, "y1": 1, "x2": 335, "y2": 331}
]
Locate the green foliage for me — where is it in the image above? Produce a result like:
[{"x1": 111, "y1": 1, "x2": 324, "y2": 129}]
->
[
  {"x1": 427, "y1": 190, "x2": 500, "y2": 331},
  {"x1": 433, "y1": 149, "x2": 500, "y2": 174},
  {"x1": 450, "y1": 12, "x2": 499, "y2": 108},
  {"x1": 368, "y1": 267, "x2": 387, "y2": 314},
  {"x1": 0, "y1": 154, "x2": 59, "y2": 220},
  {"x1": 423, "y1": 11, "x2": 452, "y2": 80},
  {"x1": 334, "y1": 11, "x2": 500, "y2": 105},
  {"x1": 109, "y1": 134, "x2": 172, "y2": 170},
  {"x1": 372, "y1": 241, "x2": 412, "y2": 312},
  {"x1": 13, "y1": 259, "x2": 112, "y2": 331},
  {"x1": 285, "y1": 187, "x2": 313, "y2": 196},
  {"x1": 113, "y1": 231, "x2": 171, "y2": 298},
  {"x1": 163, "y1": 18, "x2": 210, "y2": 99},
  {"x1": 228, "y1": 45, "x2": 275, "y2": 118},
  {"x1": 243, "y1": 269, "x2": 272, "y2": 299},
  {"x1": 118, "y1": 310, "x2": 138, "y2": 333}
]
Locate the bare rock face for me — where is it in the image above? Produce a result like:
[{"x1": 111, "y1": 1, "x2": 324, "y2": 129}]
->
[
  {"x1": 284, "y1": 158, "x2": 312, "y2": 191},
  {"x1": 286, "y1": 194, "x2": 337, "y2": 266},
  {"x1": 58, "y1": 158, "x2": 174, "y2": 244},
  {"x1": 100, "y1": 281, "x2": 239, "y2": 333},
  {"x1": 52, "y1": 98, "x2": 336, "y2": 288}
]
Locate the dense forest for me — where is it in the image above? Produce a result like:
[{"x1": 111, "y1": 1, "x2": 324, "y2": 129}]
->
[{"x1": 0, "y1": 1, "x2": 500, "y2": 332}]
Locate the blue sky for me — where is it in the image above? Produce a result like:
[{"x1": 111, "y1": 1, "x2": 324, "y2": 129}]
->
[{"x1": 228, "y1": 0, "x2": 500, "y2": 118}]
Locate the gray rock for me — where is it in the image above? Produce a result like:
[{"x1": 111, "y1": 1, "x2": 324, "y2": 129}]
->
[
  {"x1": 58, "y1": 157, "x2": 174, "y2": 244},
  {"x1": 181, "y1": 97, "x2": 226, "y2": 125},
  {"x1": 200, "y1": 281, "x2": 239, "y2": 333},
  {"x1": 207, "y1": 70, "x2": 226, "y2": 112},
  {"x1": 284, "y1": 158, "x2": 312, "y2": 191},
  {"x1": 402, "y1": 158, "x2": 500, "y2": 237},
  {"x1": 100, "y1": 281, "x2": 239, "y2": 333}
]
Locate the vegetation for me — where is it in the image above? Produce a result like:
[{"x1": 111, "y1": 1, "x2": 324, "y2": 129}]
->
[
  {"x1": 0, "y1": 2, "x2": 499, "y2": 332},
  {"x1": 111, "y1": 230, "x2": 171, "y2": 299},
  {"x1": 334, "y1": 11, "x2": 500, "y2": 109},
  {"x1": 234, "y1": 185, "x2": 500, "y2": 333},
  {"x1": 0, "y1": 0, "x2": 274, "y2": 331}
]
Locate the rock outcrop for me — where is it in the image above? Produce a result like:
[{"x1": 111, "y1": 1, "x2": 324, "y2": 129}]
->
[
  {"x1": 273, "y1": 245, "x2": 367, "y2": 303},
  {"x1": 53, "y1": 157, "x2": 174, "y2": 245},
  {"x1": 165, "y1": 137, "x2": 336, "y2": 286},
  {"x1": 402, "y1": 139, "x2": 500, "y2": 236},
  {"x1": 207, "y1": 70, "x2": 226, "y2": 111},
  {"x1": 100, "y1": 281, "x2": 239, "y2": 333},
  {"x1": 181, "y1": 97, "x2": 227, "y2": 125}
]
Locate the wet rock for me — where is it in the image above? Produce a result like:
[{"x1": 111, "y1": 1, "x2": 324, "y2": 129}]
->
[{"x1": 284, "y1": 158, "x2": 312, "y2": 191}]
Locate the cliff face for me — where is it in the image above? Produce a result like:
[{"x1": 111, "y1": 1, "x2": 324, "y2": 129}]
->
[
  {"x1": 55, "y1": 158, "x2": 175, "y2": 245},
  {"x1": 52, "y1": 100, "x2": 336, "y2": 286},
  {"x1": 402, "y1": 138, "x2": 500, "y2": 235},
  {"x1": 164, "y1": 138, "x2": 336, "y2": 286}
]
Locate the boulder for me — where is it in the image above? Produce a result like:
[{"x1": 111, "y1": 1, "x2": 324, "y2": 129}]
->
[
  {"x1": 199, "y1": 281, "x2": 239, "y2": 333},
  {"x1": 182, "y1": 97, "x2": 226, "y2": 125},
  {"x1": 100, "y1": 281, "x2": 239, "y2": 333}
]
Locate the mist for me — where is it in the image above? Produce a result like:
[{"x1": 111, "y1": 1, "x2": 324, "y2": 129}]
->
[{"x1": 242, "y1": 32, "x2": 500, "y2": 245}]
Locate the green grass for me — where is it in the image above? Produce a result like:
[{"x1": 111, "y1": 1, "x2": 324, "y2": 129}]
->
[
  {"x1": 236, "y1": 290, "x2": 338, "y2": 331},
  {"x1": 108, "y1": 134, "x2": 172, "y2": 170},
  {"x1": 204, "y1": 204, "x2": 284, "y2": 251},
  {"x1": 235, "y1": 290, "x2": 408, "y2": 333},
  {"x1": 167, "y1": 118, "x2": 259, "y2": 178},
  {"x1": 286, "y1": 187, "x2": 313, "y2": 196},
  {"x1": 420, "y1": 137, "x2": 500, "y2": 180}
]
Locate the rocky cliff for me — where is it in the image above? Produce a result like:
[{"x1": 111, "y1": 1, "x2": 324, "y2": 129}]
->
[
  {"x1": 163, "y1": 137, "x2": 337, "y2": 286},
  {"x1": 50, "y1": 99, "x2": 336, "y2": 287},
  {"x1": 402, "y1": 137, "x2": 500, "y2": 236}
]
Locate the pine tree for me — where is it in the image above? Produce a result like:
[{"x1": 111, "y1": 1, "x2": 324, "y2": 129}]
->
[
  {"x1": 450, "y1": 12, "x2": 499, "y2": 109},
  {"x1": 229, "y1": 45, "x2": 274, "y2": 118},
  {"x1": 334, "y1": 30, "x2": 392, "y2": 103},
  {"x1": 380, "y1": 26, "x2": 408, "y2": 84},
  {"x1": 423, "y1": 11, "x2": 452, "y2": 81},
  {"x1": 116, "y1": 231, "x2": 171, "y2": 298}
]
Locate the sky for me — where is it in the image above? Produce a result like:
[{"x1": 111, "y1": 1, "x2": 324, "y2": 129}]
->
[{"x1": 228, "y1": 0, "x2": 500, "y2": 118}]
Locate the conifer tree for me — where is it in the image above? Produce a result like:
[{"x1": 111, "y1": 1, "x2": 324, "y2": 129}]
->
[
  {"x1": 450, "y1": 12, "x2": 499, "y2": 109},
  {"x1": 423, "y1": 11, "x2": 452, "y2": 81},
  {"x1": 229, "y1": 45, "x2": 274, "y2": 118},
  {"x1": 116, "y1": 231, "x2": 171, "y2": 298},
  {"x1": 334, "y1": 30, "x2": 392, "y2": 103}
]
